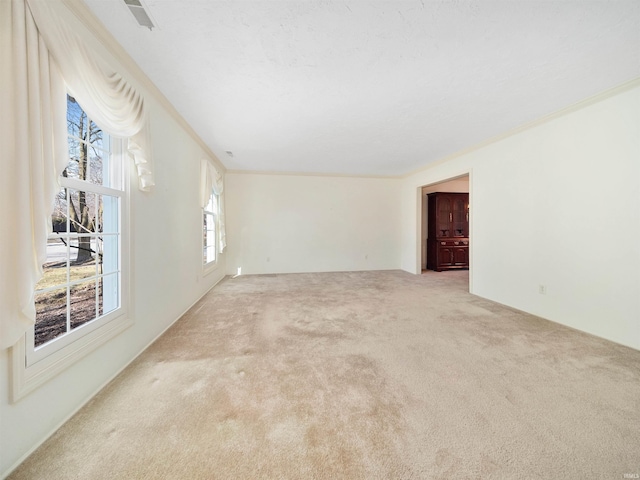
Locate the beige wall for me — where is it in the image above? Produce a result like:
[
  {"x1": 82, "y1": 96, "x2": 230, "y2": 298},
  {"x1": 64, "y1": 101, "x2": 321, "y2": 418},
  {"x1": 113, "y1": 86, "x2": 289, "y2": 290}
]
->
[{"x1": 225, "y1": 173, "x2": 401, "y2": 275}]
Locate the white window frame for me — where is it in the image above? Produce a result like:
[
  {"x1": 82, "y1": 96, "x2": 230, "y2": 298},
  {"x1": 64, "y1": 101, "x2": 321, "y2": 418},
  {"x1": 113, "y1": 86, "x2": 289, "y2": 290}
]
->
[
  {"x1": 203, "y1": 189, "x2": 220, "y2": 272},
  {"x1": 10, "y1": 101, "x2": 131, "y2": 403}
]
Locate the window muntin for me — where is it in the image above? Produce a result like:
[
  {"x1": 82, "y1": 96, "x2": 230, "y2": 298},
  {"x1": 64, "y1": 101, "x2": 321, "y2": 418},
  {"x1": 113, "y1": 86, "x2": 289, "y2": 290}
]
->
[
  {"x1": 30, "y1": 95, "x2": 124, "y2": 358},
  {"x1": 203, "y1": 191, "x2": 218, "y2": 266}
]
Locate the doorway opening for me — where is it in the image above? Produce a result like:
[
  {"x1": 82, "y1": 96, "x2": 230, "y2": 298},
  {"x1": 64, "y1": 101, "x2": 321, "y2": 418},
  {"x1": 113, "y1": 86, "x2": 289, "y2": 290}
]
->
[{"x1": 420, "y1": 174, "x2": 470, "y2": 282}]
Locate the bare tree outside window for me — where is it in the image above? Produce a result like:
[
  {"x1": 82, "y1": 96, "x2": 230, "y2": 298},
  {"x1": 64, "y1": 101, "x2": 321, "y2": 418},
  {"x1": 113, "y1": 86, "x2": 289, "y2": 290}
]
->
[
  {"x1": 34, "y1": 95, "x2": 121, "y2": 348},
  {"x1": 65, "y1": 96, "x2": 103, "y2": 262}
]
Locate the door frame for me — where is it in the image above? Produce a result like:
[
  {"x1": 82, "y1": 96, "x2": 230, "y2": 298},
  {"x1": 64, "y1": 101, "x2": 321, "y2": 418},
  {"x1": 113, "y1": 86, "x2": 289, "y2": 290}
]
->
[{"x1": 417, "y1": 170, "x2": 473, "y2": 292}]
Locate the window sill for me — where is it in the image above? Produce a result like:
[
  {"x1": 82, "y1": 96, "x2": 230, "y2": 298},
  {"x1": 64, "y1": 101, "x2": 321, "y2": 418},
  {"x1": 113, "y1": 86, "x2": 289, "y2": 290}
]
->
[
  {"x1": 10, "y1": 314, "x2": 132, "y2": 403},
  {"x1": 203, "y1": 260, "x2": 220, "y2": 277}
]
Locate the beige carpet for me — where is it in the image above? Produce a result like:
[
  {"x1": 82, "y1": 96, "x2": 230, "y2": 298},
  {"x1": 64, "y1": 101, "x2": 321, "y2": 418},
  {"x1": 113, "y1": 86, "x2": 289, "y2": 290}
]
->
[{"x1": 9, "y1": 270, "x2": 640, "y2": 479}]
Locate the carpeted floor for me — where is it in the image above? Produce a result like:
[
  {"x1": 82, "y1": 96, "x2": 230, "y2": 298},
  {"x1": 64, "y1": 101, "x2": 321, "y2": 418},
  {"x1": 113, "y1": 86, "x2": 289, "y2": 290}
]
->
[{"x1": 9, "y1": 270, "x2": 640, "y2": 479}]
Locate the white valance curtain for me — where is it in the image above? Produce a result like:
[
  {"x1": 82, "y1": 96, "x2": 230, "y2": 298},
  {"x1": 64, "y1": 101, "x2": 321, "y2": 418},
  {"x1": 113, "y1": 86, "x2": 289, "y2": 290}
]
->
[
  {"x1": 201, "y1": 159, "x2": 227, "y2": 253},
  {"x1": 26, "y1": 0, "x2": 154, "y2": 190},
  {"x1": 0, "y1": 0, "x2": 153, "y2": 349}
]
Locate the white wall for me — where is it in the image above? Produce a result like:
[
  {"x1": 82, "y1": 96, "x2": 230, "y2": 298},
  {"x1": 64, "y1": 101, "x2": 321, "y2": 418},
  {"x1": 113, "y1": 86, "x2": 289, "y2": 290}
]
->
[
  {"x1": 0, "y1": 11, "x2": 226, "y2": 478},
  {"x1": 225, "y1": 173, "x2": 401, "y2": 275},
  {"x1": 402, "y1": 83, "x2": 640, "y2": 350}
]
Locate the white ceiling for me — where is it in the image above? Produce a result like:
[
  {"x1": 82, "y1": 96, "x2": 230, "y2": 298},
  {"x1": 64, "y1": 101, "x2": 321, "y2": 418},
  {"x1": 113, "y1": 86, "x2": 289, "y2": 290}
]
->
[{"x1": 83, "y1": 0, "x2": 640, "y2": 176}]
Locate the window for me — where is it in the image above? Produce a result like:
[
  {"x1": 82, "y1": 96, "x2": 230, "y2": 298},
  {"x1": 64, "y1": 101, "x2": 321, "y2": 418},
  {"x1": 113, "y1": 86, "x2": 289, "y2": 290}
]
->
[
  {"x1": 25, "y1": 95, "x2": 127, "y2": 366},
  {"x1": 203, "y1": 190, "x2": 219, "y2": 266}
]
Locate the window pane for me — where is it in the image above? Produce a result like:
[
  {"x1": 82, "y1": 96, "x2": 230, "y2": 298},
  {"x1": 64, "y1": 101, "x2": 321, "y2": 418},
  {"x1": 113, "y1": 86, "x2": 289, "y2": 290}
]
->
[
  {"x1": 98, "y1": 235, "x2": 119, "y2": 275},
  {"x1": 68, "y1": 190, "x2": 98, "y2": 235},
  {"x1": 205, "y1": 246, "x2": 216, "y2": 264},
  {"x1": 66, "y1": 96, "x2": 84, "y2": 138},
  {"x1": 70, "y1": 280, "x2": 97, "y2": 330},
  {"x1": 35, "y1": 238, "x2": 68, "y2": 291},
  {"x1": 64, "y1": 138, "x2": 80, "y2": 181},
  {"x1": 68, "y1": 237, "x2": 98, "y2": 264},
  {"x1": 204, "y1": 192, "x2": 218, "y2": 214},
  {"x1": 65, "y1": 139, "x2": 111, "y2": 186},
  {"x1": 31, "y1": 95, "x2": 124, "y2": 359},
  {"x1": 203, "y1": 208, "x2": 216, "y2": 265},
  {"x1": 204, "y1": 213, "x2": 215, "y2": 235},
  {"x1": 65, "y1": 137, "x2": 101, "y2": 182},
  {"x1": 205, "y1": 227, "x2": 215, "y2": 246},
  {"x1": 52, "y1": 188, "x2": 68, "y2": 228},
  {"x1": 35, "y1": 287, "x2": 68, "y2": 347},
  {"x1": 86, "y1": 132, "x2": 110, "y2": 186},
  {"x1": 69, "y1": 257, "x2": 96, "y2": 282},
  {"x1": 99, "y1": 274, "x2": 119, "y2": 316},
  {"x1": 66, "y1": 94, "x2": 109, "y2": 186},
  {"x1": 88, "y1": 130, "x2": 106, "y2": 155},
  {"x1": 98, "y1": 194, "x2": 119, "y2": 234},
  {"x1": 87, "y1": 146, "x2": 104, "y2": 186}
]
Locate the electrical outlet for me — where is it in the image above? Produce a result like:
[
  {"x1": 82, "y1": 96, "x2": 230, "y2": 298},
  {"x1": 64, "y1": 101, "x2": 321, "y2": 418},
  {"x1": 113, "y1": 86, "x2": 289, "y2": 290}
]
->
[{"x1": 538, "y1": 284, "x2": 546, "y2": 295}]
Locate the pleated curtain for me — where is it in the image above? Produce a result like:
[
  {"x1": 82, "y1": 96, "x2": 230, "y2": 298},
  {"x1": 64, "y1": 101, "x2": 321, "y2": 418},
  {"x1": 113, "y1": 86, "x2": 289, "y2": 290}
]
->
[
  {"x1": 26, "y1": 0, "x2": 154, "y2": 191},
  {"x1": 0, "y1": 0, "x2": 153, "y2": 349},
  {"x1": 201, "y1": 159, "x2": 227, "y2": 253}
]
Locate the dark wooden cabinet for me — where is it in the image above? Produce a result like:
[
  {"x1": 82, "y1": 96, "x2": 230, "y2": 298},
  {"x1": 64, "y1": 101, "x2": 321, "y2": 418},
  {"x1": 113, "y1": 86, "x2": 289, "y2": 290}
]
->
[{"x1": 426, "y1": 192, "x2": 469, "y2": 271}]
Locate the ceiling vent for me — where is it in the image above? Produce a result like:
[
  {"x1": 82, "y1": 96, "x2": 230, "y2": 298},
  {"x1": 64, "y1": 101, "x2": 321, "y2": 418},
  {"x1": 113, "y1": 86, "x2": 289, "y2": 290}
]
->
[{"x1": 124, "y1": 0, "x2": 155, "y2": 30}]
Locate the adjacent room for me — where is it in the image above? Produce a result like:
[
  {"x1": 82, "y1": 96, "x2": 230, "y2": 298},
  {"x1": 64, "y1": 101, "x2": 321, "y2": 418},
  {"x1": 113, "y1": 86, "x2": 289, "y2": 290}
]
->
[{"x1": 1, "y1": 0, "x2": 639, "y2": 478}]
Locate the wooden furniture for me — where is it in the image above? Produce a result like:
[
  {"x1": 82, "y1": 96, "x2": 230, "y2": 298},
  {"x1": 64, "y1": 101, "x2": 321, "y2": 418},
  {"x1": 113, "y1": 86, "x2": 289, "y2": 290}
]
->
[{"x1": 426, "y1": 192, "x2": 469, "y2": 271}]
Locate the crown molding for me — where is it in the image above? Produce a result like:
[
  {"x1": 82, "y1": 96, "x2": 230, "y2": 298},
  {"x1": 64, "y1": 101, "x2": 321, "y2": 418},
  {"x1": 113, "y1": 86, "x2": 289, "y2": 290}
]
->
[
  {"x1": 61, "y1": 0, "x2": 225, "y2": 171},
  {"x1": 225, "y1": 169, "x2": 402, "y2": 180}
]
